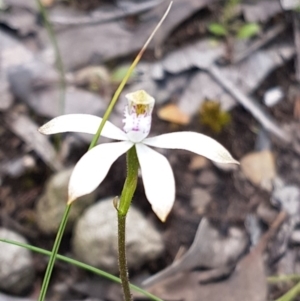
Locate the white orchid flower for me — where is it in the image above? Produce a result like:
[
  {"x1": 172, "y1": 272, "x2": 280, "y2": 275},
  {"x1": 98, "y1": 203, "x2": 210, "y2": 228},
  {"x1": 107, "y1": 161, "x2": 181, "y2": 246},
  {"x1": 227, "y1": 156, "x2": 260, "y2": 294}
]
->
[{"x1": 39, "y1": 90, "x2": 238, "y2": 221}]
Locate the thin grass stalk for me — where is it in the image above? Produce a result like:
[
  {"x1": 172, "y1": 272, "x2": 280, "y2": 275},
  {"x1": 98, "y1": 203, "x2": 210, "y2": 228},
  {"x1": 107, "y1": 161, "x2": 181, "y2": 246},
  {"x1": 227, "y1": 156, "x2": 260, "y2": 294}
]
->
[
  {"x1": 0, "y1": 238, "x2": 164, "y2": 301},
  {"x1": 37, "y1": 204, "x2": 71, "y2": 301},
  {"x1": 36, "y1": 0, "x2": 66, "y2": 114}
]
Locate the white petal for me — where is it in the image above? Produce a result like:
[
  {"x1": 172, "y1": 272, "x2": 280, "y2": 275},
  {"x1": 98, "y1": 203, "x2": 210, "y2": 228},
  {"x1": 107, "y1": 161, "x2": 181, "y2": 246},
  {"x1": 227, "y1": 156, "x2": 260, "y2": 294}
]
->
[
  {"x1": 68, "y1": 141, "x2": 133, "y2": 203},
  {"x1": 39, "y1": 114, "x2": 128, "y2": 140},
  {"x1": 136, "y1": 143, "x2": 175, "y2": 222},
  {"x1": 143, "y1": 132, "x2": 239, "y2": 164}
]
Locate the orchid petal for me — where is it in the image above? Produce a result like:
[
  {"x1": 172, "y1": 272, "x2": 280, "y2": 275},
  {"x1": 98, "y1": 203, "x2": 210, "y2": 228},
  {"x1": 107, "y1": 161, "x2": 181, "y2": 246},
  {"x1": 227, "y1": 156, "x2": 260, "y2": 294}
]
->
[
  {"x1": 143, "y1": 132, "x2": 239, "y2": 164},
  {"x1": 39, "y1": 114, "x2": 128, "y2": 141},
  {"x1": 136, "y1": 143, "x2": 175, "y2": 222},
  {"x1": 68, "y1": 141, "x2": 133, "y2": 203}
]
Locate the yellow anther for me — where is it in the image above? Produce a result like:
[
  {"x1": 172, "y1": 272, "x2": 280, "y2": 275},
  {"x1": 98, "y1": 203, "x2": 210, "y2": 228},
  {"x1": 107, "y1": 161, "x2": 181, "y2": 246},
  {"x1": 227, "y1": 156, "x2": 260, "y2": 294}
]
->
[{"x1": 125, "y1": 90, "x2": 155, "y2": 115}]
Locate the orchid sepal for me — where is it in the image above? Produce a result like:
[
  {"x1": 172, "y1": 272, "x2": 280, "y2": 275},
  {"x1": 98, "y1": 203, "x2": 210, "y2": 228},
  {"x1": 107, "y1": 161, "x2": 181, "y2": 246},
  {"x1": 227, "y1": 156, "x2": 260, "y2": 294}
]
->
[
  {"x1": 143, "y1": 131, "x2": 239, "y2": 165},
  {"x1": 38, "y1": 114, "x2": 128, "y2": 141},
  {"x1": 67, "y1": 141, "x2": 133, "y2": 204}
]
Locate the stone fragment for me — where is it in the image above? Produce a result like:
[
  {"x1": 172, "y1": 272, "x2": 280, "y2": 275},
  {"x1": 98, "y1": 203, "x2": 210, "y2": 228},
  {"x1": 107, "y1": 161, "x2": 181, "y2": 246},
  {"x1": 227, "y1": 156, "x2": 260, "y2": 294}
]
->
[
  {"x1": 190, "y1": 187, "x2": 211, "y2": 214},
  {"x1": 272, "y1": 184, "x2": 300, "y2": 218},
  {"x1": 197, "y1": 170, "x2": 218, "y2": 186},
  {"x1": 35, "y1": 167, "x2": 96, "y2": 234},
  {"x1": 0, "y1": 228, "x2": 34, "y2": 294},
  {"x1": 0, "y1": 155, "x2": 35, "y2": 178},
  {"x1": 263, "y1": 87, "x2": 283, "y2": 107},
  {"x1": 291, "y1": 230, "x2": 300, "y2": 244},
  {"x1": 72, "y1": 197, "x2": 164, "y2": 274}
]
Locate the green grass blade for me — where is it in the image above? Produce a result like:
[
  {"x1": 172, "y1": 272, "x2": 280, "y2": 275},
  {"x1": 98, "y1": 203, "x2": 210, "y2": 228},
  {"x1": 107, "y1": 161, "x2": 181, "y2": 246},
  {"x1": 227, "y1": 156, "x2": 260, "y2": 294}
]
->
[{"x1": 0, "y1": 238, "x2": 164, "y2": 301}]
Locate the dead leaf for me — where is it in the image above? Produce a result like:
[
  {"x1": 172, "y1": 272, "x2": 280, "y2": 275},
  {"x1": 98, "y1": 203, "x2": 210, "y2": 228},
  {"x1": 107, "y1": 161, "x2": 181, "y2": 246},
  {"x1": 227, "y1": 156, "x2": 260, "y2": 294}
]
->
[
  {"x1": 161, "y1": 40, "x2": 225, "y2": 73},
  {"x1": 240, "y1": 150, "x2": 276, "y2": 192},
  {"x1": 143, "y1": 251, "x2": 266, "y2": 301},
  {"x1": 143, "y1": 218, "x2": 248, "y2": 287},
  {"x1": 189, "y1": 155, "x2": 209, "y2": 171},
  {"x1": 242, "y1": 1, "x2": 282, "y2": 22},
  {"x1": 0, "y1": 7, "x2": 37, "y2": 36},
  {"x1": 141, "y1": 212, "x2": 287, "y2": 301},
  {"x1": 4, "y1": 111, "x2": 62, "y2": 171},
  {"x1": 44, "y1": 0, "x2": 215, "y2": 71},
  {"x1": 41, "y1": 0, "x2": 55, "y2": 7},
  {"x1": 0, "y1": 74, "x2": 13, "y2": 111},
  {"x1": 158, "y1": 104, "x2": 190, "y2": 125}
]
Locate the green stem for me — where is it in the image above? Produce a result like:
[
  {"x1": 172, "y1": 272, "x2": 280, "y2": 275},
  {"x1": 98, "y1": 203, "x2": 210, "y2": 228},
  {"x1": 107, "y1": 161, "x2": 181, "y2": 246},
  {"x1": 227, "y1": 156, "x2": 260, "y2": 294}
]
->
[
  {"x1": 118, "y1": 147, "x2": 139, "y2": 215},
  {"x1": 0, "y1": 239, "x2": 164, "y2": 301},
  {"x1": 36, "y1": 0, "x2": 66, "y2": 114},
  {"x1": 117, "y1": 146, "x2": 139, "y2": 300},
  {"x1": 38, "y1": 204, "x2": 71, "y2": 301}
]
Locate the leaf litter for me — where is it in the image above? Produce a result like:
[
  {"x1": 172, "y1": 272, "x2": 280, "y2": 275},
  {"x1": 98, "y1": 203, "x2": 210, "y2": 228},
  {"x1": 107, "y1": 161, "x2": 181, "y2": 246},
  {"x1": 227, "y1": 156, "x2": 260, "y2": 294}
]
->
[
  {"x1": 141, "y1": 212, "x2": 287, "y2": 301},
  {"x1": 1, "y1": 0, "x2": 300, "y2": 300}
]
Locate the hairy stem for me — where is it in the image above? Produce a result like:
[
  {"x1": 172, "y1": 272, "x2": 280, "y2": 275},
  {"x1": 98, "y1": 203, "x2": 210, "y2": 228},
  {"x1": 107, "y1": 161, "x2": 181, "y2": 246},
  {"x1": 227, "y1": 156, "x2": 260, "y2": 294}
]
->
[
  {"x1": 118, "y1": 214, "x2": 132, "y2": 301},
  {"x1": 117, "y1": 146, "x2": 139, "y2": 300}
]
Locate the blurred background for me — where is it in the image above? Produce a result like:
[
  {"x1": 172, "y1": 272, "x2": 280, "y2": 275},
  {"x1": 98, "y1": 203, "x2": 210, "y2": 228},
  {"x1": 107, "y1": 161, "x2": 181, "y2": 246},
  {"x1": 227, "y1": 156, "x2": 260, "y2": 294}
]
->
[{"x1": 1, "y1": 0, "x2": 300, "y2": 300}]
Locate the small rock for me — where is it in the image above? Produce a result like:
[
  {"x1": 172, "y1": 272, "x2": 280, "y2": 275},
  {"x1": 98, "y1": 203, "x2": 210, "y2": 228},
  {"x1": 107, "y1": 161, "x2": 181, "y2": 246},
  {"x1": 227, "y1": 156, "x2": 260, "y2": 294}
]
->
[
  {"x1": 271, "y1": 184, "x2": 300, "y2": 217},
  {"x1": 0, "y1": 155, "x2": 35, "y2": 178},
  {"x1": 0, "y1": 228, "x2": 34, "y2": 294},
  {"x1": 35, "y1": 167, "x2": 96, "y2": 234},
  {"x1": 190, "y1": 187, "x2": 211, "y2": 214},
  {"x1": 197, "y1": 170, "x2": 218, "y2": 186},
  {"x1": 72, "y1": 197, "x2": 164, "y2": 274},
  {"x1": 291, "y1": 229, "x2": 300, "y2": 244},
  {"x1": 240, "y1": 150, "x2": 276, "y2": 191},
  {"x1": 263, "y1": 87, "x2": 284, "y2": 107}
]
